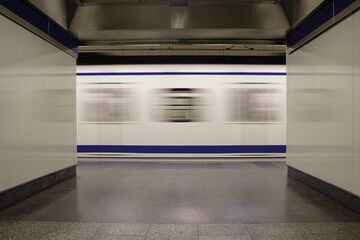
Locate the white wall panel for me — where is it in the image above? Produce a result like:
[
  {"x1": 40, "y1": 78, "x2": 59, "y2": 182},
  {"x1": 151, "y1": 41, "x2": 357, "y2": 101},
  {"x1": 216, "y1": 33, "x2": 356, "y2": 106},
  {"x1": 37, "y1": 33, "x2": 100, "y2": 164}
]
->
[
  {"x1": 286, "y1": 45, "x2": 315, "y2": 174},
  {"x1": 287, "y1": 10, "x2": 360, "y2": 196},
  {"x1": 353, "y1": 11, "x2": 360, "y2": 196},
  {"x1": 0, "y1": 15, "x2": 76, "y2": 192},
  {"x1": 43, "y1": 43, "x2": 76, "y2": 174},
  {"x1": 312, "y1": 15, "x2": 353, "y2": 191}
]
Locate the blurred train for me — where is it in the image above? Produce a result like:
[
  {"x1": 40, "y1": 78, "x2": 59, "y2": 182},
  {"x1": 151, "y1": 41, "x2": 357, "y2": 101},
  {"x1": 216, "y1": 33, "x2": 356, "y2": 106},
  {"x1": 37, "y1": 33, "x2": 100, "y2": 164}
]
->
[{"x1": 77, "y1": 64, "x2": 286, "y2": 158}]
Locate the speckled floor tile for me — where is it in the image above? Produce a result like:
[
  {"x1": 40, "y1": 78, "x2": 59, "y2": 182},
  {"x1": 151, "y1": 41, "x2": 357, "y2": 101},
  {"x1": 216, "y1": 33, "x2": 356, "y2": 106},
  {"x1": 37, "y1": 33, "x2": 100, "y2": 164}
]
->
[
  {"x1": 93, "y1": 235, "x2": 145, "y2": 240},
  {"x1": 304, "y1": 233, "x2": 359, "y2": 240},
  {"x1": 246, "y1": 223, "x2": 304, "y2": 240},
  {"x1": 0, "y1": 221, "x2": 60, "y2": 240},
  {"x1": 250, "y1": 234, "x2": 307, "y2": 240},
  {"x1": 145, "y1": 224, "x2": 198, "y2": 240},
  {"x1": 246, "y1": 223, "x2": 300, "y2": 235},
  {"x1": 199, "y1": 236, "x2": 252, "y2": 240},
  {"x1": 96, "y1": 223, "x2": 150, "y2": 236},
  {"x1": 1, "y1": 221, "x2": 360, "y2": 240},
  {"x1": 39, "y1": 222, "x2": 103, "y2": 240},
  {"x1": 198, "y1": 224, "x2": 249, "y2": 236},
  {"x1": 0, "y1": 220, "x2": 14, "y2": 230},
  {"x1": 340, "y1": 222, "x2": 360, "y2": 236},
  {"x1": 295, "y1": 222, "x2": 348, "y2": 235}
]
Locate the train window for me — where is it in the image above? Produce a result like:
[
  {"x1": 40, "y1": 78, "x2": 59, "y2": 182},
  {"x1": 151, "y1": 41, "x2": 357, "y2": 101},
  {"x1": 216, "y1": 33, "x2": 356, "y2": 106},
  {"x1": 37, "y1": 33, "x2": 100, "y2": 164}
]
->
[
  {"x1": 228, "y1": 87, "x2": 283, "y2": 123},
  {"x1": 152, "y1": 88, "x2": 210, "y2": 122},
  {"x1": 80, "y1": 87, "x2": 137, "y2": 123}
]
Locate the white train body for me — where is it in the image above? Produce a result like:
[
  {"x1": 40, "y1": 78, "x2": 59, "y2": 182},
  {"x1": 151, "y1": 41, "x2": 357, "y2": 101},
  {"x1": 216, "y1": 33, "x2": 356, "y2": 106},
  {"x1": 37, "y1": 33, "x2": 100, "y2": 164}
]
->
[{"x1": 77, "y1": 64, "x2": 286, "y2": 158}]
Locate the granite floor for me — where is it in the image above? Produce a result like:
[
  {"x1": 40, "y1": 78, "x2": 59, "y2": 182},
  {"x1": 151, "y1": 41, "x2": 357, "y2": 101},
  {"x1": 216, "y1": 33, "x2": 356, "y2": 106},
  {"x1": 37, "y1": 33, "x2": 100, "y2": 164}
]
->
[
  {"x1": 1, "y1": 221, "x2": 360, "y2": 239},
  {"x1": 1, "y1": 160, "x2": 360, "y2": 239}
]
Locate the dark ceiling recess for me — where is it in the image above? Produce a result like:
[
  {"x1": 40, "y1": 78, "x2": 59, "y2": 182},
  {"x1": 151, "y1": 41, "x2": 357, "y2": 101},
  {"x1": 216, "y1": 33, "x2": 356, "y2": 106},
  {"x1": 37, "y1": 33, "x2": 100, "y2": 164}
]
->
[
  {"x1": 281, "y1": 0, "x2": 326, "y2": 28},
  {"x1": 169, "y1": 0, "x2": 188, "y2": 7},
  {"x1": 22, "y1": 0, "x2": 327, "y2": 58}
]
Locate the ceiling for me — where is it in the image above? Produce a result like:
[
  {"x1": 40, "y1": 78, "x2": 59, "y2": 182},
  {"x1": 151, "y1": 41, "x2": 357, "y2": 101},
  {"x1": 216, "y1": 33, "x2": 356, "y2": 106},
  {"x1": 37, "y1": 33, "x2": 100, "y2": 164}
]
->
[{"x1": 24, "y1": 0, "x2": 325, "y2": 56}]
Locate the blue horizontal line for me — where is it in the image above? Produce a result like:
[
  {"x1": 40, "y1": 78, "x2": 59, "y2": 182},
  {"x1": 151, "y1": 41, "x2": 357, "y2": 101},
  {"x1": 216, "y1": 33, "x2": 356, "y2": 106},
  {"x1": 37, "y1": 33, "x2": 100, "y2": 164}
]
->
[
  {"x1": 78, "y1": 156, "x2": 286, "y2": 159},
  {"x1": 77, "y1": 145, "x2": 286, "y2": 154},
  {"x1": 288, "y1": 0, "x2": 358, "y2": 48},
  {"x1": 334, "y1": 0, "x2": 357, "y2": 15},
  {"x1": 77, "y1": 72, "x2": 286, "y2": 76},
  {"x1": 0, "y1": 0, "x2": 77, "y2": 53}
]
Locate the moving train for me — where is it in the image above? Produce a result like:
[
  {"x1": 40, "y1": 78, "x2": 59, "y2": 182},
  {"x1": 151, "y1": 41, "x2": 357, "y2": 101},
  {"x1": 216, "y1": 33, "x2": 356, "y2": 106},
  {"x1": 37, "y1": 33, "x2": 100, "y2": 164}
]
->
[{"x1": 76, "y1": 64, "x2": 286, "y2": 158}]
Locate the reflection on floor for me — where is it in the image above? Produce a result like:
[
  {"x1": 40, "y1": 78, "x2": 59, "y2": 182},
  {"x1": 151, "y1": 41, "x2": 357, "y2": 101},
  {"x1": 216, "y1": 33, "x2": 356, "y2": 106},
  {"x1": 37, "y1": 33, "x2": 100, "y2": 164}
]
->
[{"x1": 1, "y1": 160, "x2": 360, "y2": 239}]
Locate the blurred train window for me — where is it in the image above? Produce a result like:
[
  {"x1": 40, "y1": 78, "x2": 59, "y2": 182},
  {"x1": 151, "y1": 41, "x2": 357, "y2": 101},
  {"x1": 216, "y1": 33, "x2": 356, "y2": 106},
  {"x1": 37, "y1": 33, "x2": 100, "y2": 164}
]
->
[
  {"x1": 81, "y1": 87, "x2": 137, "y2": 123},
  {"x1": 228, "y1": 87, "x2": 283, "y2": 123},
  {"x1": 153, "y1": 88, "x2": 210, "y2": 122}
]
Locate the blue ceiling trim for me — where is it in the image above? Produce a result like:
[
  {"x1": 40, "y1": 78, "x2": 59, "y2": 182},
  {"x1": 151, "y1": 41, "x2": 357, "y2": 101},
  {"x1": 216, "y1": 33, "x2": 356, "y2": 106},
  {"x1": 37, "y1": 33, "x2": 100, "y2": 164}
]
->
[
  {"x1": 0, "y1": 0, "x2": 77, "y2": 54},
  {"x1": 0, "y1": 0, "x2": 48, "y2": 33},
  {"x1": 287, "y1": 2, "x2": 333, "y2": 48},
  {"x1": 287, "y1": 0, "x2": 359, "y2": 49},
  {"x1": 48, "y1": 24, "x2": 78, "y2": 54},
  {"x1": 334, "y1": 0, "x2": 357, "y2": 15}
]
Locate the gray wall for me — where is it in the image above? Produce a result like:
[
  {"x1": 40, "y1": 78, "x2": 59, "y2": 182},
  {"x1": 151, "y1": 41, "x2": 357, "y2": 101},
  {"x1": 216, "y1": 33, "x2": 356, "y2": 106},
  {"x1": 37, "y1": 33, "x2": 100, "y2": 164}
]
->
[
  {"x1": 287, "y1": 9, "x2": 360, "y2": 196},
  {"x1": 282, "y1": 0, "x2": 324, "y2": 28},
  {"x1": 0, "y1": 15, "x2": 77, "y2": 192}
]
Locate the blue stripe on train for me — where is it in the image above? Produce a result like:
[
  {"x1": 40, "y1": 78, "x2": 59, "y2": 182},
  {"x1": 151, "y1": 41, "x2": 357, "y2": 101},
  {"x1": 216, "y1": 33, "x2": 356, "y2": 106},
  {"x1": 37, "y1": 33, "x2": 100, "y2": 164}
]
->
[
  {"x1": 77, "y1": 72, "x2": 286, "y2": 76},
  {"x1": 77, "y1": 145, "x2": 286, "y2": 154}
]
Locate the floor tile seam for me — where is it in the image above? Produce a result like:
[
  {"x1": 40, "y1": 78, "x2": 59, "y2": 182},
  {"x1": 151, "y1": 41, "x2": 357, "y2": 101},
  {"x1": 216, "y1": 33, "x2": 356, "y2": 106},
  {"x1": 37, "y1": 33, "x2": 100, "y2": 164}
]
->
[
  {"x1": 196, "y1": 224, "x2": 199, "y2": 240},
  {"x1": 90, "y1": 230, "x2": 99, "y2": 240},
  {"x1": 143, "y1": 223, "x2": 151, "y2": 240},
  {"x1": 90, "y1": 223, "x2": 106, "y2": 240},
  {"x1": 244, "y1": 223, "x2": 255, "y2": 240}
]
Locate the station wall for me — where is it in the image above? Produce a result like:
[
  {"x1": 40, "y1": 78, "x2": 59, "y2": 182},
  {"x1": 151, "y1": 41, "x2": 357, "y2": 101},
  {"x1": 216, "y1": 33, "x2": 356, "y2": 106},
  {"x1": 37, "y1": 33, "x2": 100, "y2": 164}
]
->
[
  {"x1": 0, "y1": 14, "x2": 76, "y2": 192},
  {"x1": 287, "y1": 9, "x2": 360, "y2": 197}
]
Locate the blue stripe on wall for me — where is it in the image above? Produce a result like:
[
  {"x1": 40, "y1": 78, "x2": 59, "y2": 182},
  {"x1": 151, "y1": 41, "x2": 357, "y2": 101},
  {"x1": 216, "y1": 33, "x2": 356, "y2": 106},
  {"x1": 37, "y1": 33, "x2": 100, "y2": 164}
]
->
[
  {"x1": 0, "y1": 0, "x2": 77, "y2": 54},
  {"x1": 0, "y1": 0, "x2": 48, "y2": 33},
  {"x1": 334, "y1": 0, "x2": 357, "y2": 15},
  {"x1": 77, "y1": 145, "x2": 287, "y2": 154},
  {"x1": 48, "y1": 24, "x2": 78, "y2": 54},
  {"x1": 287, "y1": 2, "x2": 334, "y2": 48},
  {"x1": 77, "y1": 72, "x2": 286, "y2": 76},
  {"x1": 288, "y1": 0, "x2": 359, "y2": 48}
]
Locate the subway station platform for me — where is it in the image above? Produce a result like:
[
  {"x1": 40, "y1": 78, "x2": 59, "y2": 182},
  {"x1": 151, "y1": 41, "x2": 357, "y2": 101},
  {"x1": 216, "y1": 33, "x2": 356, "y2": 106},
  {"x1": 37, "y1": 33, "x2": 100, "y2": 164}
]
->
[
  {"x1": 2, "y1": 0, "x2": 360, "y2": 239},
  {"x1": 1, "y1": 160, "x2": 360, "y2": 239}
]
